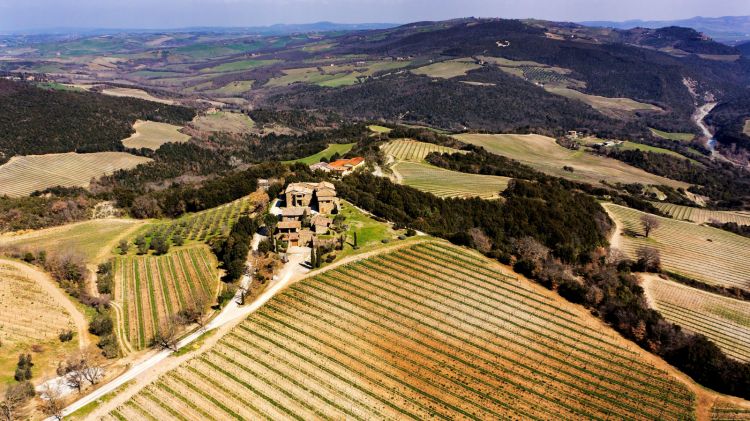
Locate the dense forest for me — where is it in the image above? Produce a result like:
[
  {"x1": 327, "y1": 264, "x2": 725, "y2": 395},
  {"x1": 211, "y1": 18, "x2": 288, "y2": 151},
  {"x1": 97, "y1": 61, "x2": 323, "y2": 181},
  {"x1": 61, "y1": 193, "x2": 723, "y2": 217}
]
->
[
  {"x1": 275, "y1": 69, "x2": 633, "y2": 137},
  {"x1": 0, "y1": 80, "x2": 195, "y2": 163},
  {"x1": 706, "y1": 95, "x2": 750, "y2": 154}
]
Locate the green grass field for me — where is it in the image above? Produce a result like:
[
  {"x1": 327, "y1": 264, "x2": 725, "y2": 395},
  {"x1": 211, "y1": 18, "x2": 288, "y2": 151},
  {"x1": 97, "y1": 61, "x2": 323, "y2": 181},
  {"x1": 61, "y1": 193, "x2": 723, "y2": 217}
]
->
[
  {"x1": 368, "y1": 125, "x2": 392, "y2": 134},
  {"x1": 545, "y1": 86, "x2": 662, "y2": 118},
  {"x1": 410, "y1": 58, "x2": 482, "y2": 79},
  {"x1": 0, "y1": 219, "x2": 144, "y2": 261},
  {"x1": 208, "y1": 80, "x2": 254, "y2": 95},
  {"x1": 200, "y1": 59, "x2": 280, "y2": 73},
  {"x1": 191, "y1": 111, "x2": 255, "y2": 134},
  {"x1": 612, "y1": 141, "x2": 701, "y2": 164},
  {"x1": 284, "y1": 143, "x2": 355, "y2": 165},
  {"x1": 455, "y1": 133, "x2": 689, "y2": 189},
  {"x1": 605, "y1": 203, "x2": 750, "y2": 290},
  {"x1": 650, "y1": 128, "x2": 696, "y2": 142}
]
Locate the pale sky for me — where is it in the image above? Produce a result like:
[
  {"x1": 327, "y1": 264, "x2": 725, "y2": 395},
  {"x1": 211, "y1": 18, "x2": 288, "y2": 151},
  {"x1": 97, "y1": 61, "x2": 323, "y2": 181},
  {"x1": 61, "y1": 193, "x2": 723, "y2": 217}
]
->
[{"x1": 1, "y1": 0, "x2": 750, "y2": 31}]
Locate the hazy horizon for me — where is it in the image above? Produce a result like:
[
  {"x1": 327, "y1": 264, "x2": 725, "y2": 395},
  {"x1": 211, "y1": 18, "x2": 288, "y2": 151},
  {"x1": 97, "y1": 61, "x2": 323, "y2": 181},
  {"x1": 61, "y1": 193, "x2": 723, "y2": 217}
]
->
[{"x1": 2, "y1": 0, "x2": 750, "y2": 32}]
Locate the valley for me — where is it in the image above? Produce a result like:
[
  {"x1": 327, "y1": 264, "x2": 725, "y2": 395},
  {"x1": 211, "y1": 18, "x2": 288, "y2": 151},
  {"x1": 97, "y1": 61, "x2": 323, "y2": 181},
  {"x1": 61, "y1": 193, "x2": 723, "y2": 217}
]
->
[{"x1": 0, "y1": 12, "x2": 749, "y2": 421}]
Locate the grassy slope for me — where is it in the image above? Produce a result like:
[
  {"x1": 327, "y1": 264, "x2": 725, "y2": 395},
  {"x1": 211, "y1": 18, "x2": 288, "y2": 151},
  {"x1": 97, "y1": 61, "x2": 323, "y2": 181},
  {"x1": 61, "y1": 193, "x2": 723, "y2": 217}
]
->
[
  {"x1": 650, "y1": 128, "x2": 695, "y2": 142},
  {"x1": 614, "y1": 141, "x2": 701, "y2": 164},
  {"x1": 410, "y1": 58, "x2": 482, "y2": 79},
  {"x1": 455, "y1": 133, "x2": 689, "y2": 189},
  {"x1": 122, "y1": 120, "x2": 190, "y2": 150},
  {"x1": 0, "y1": 219, "x2": 144, "y2": 261},
  {"x1": 284, "y1": 143, "x2": 355, "y2": 165},
  {"x1": 191, "y1": 111, "x2": 255, "y2": 134}
]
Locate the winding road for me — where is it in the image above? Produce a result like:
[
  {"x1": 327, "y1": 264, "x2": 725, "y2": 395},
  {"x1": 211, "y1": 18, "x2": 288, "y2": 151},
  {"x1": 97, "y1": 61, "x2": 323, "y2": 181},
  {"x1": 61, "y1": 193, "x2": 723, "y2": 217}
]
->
[{"x1": 45, "y1": 235, "x2": 311, "y2": 419}]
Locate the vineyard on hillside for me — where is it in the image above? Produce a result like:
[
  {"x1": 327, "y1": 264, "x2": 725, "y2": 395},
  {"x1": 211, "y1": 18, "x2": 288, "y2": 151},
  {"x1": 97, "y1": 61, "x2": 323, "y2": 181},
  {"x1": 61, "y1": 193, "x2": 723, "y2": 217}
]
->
[
  {"x1": 711, "y1": 399, "x2": 750, "y2": 421},
  {"x1": 381, "y1": 139, "x2": 462, "y2": 162},
  {"x1": 643, "y1": 276, "x2": 750, "y2": 362},
  {"x1": 605, "y1": 203, "x2": 750, "y2": 290},
  {"x1": 653, "y1": 203, "x2": 750, "y2": 225},
  {"x1": 0, "y1": 260, "x2": 75, "y2": 345},
  {"x1": 112, "y1": 246, "x2": 219, "y2": 351},
  {"x1": 0, "y1": 152, "x2": 151, "y2": 197},
  {"x1": 144, "y1": 194, "x2": 257, "y2": 243},
  {"x1": 393, "y1": 161, "x2": 510, "y2": 199},
  {"x1": 106, "y1": 241, "x2": 695, "y2": 420}
]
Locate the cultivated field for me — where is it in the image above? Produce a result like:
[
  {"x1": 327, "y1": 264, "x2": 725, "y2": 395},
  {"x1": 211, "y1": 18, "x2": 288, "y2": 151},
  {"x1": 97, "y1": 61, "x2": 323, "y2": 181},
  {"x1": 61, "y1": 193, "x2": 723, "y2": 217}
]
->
[
  {"x1": 0, "y1": 260, "x2": 75, "y2": 347},
  {"x1": 121, "y1": 120, "x2": 190, "y2": 150},
  {"x1": 0, "y1": 219, "x2": 144, "y2": 261},
  {"x1": 711, "y1": 399, "x2": 750, "y2": 420},
  {"x1": 208, "y1": 80, "x2": 254, "y2": 96},
  {"x1": 394, "y1": 161, "x2": 510, "y2": 199},
  {"x1": 199, "y1": 59, "x2": 280, "y2": 73},
  {"x1": 455, "y1": 133, "x2": 690, "y2": 188},
  {"x1": 650, "y1": 128, "x2": 695, "y2": 142},
  {"x1": 381, "y1": 138, "x2": 463, "y2": 161},
  {"x1": 744, "y1": 119, "x2": 750, "y2": 137},
  {"x1": 105, "y1": 241, "x2": 695, "y2": 420},
  {"x1": 101, "y1": 87, "x2": 174, "y2": 105},
  {"x1": 190, "y1": 111, "x2": 255, "y2": 134},
  {"x1": 144, "y1": 194, "x2": 258, "y2": 244},
  {"x1": 654, "y1": 203, "x2": 750, "y2": 225},
  {"x1": 545, "y1": 86, "x2": 662, "y2": 118},
  {"x1": 642, "y1": 275, "x2": 750, "y2": 362},
  {"x1": 382, "y1": 139, "x2": 508, "y2": 199},
  {"x1": 0, "y1": 152, "x2": 151, "y2": 197},
  {"x1": 367, "y1": 125, "x2": 392, "y2": 134},
  {"x1": 112, "y1": 245, "x2": 219, "y2": 352},
  {"x1": 411, "y1": 57, "x2": 482, "y2": 78},
  {"x1": 0, "y1": 259, "x2": 79, "y2": 389},
  {"x1": 605, "y1": 203, "x2": 750, "y2": 290},
  {"x1": 265, "y1": 60, "x2": 411, "y2": 88}
]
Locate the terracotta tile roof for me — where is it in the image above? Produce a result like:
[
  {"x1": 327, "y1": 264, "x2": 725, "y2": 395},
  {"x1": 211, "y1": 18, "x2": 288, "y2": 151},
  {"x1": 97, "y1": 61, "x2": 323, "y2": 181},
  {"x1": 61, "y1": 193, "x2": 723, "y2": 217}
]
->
[
  {"x1": 281, "y1": 207, "x2": 309, "y2": 217},
  {"x1": 328, "y1": 157, "x2": 365, "y2": 169},
  {"x1": 277, "y1": 221, "x2": 301, "y2": 230}
]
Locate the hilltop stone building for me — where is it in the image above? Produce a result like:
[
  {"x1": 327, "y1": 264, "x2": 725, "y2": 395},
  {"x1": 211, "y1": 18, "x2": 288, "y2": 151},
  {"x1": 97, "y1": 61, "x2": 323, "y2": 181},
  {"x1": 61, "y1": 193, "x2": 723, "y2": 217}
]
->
[{"x1": 278, "y1": 182, "x2": 339, "y2": 247}]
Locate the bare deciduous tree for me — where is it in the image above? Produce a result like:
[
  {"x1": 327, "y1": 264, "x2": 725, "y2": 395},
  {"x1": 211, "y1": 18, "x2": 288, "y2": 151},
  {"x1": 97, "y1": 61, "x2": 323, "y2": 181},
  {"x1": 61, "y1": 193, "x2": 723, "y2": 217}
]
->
[
  {"x1": 0, "y1": 382, "x2": 32, "y2": 421},
  {"x1": 152, "y1": 316, "x2": 181, "y2": 352},
  {"x1": 512, "y1": 237, "x2": 550, "y2": 263},
  {"x1": 468, "y1": 227, "x2": 493, "y2": 254},
  {"x1": 38, "y1": 382, "x2": 64, "y2": 420},
  {"x1": 640, "y1": 214, "x2": 661, "y2": 238},
  {"x1": 636, "y1": 246, "x2": 661, "y2": 272}
]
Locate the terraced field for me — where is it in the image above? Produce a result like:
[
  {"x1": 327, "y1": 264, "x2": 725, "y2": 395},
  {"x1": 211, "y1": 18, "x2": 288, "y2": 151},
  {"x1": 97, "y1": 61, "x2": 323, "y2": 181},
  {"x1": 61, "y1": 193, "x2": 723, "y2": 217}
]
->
[
  {"x1": 654, "y1": 203, "x2": 750, "y2": 225},
  {"x1": 0, "y1": 152, "x2": 151, "y2": 197},
  {"x1": 105, "y1": 241, "x2": 695, "y2": 420},
  {"x1": 605, "y1": 203, "x2": 750, "y2": 290},
  {"x1": 643, "y1": 276, "x2": 750, "y2": 362},
  {"x1": 381, "y1": 139, "x2": 463, "y2": 161},
  {"x1": 144, "y1": 194, "x2": 256, "y2": 243},
  {"x1": 121, "y1": 120, "x2": 190, "y2": 150},
  {"x1": 113, "y1": 245, "x2": 219, "y2": 351},
  {"x1": 393, "y1": 161, "x2": 510, "y2": 199}
]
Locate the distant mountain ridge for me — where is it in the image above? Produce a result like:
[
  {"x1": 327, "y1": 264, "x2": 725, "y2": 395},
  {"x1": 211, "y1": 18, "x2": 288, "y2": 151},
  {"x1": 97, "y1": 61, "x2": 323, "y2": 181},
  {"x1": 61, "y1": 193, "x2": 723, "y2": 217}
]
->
[
  {"x1": 581, "y1": 16, "x2": 750, "y2": 45},
  {"x1": 3, "y1": 21, "x2": 399, "y2": 36}
]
